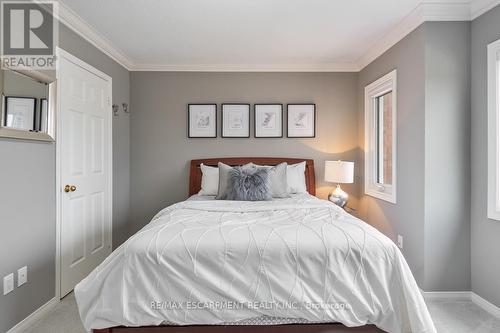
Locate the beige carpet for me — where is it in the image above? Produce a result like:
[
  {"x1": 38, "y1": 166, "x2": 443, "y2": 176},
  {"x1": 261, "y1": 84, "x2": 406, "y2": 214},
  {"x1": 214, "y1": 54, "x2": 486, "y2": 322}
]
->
[{"x1": 19, "y1": 293, "x2": 500, "y2": 333}]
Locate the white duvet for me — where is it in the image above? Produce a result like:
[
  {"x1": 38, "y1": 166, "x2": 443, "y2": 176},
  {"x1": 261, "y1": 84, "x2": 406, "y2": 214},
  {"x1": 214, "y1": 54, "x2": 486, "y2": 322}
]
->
[{"x1": 75, "y1": 194, "x2": 436, "y2": 333}]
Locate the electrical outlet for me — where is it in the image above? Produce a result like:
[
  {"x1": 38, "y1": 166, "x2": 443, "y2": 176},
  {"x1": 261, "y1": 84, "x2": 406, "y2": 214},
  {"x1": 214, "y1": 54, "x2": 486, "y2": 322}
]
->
[
  {"x1": 397, "y1": 234, "x2": 404, "y2": 249},
  {"x1": 3, "y1": 273, "x2": 14, "y2": 295},
  {"x1": 17, "y1": 266, "x2": 27, "y2": 287}
]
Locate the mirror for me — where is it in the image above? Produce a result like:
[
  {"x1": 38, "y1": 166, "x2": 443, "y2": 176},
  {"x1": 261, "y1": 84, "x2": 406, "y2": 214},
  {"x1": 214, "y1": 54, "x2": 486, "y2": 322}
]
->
[{"x1": 0, "y1": 68, "x2": 56, "y2": 141}]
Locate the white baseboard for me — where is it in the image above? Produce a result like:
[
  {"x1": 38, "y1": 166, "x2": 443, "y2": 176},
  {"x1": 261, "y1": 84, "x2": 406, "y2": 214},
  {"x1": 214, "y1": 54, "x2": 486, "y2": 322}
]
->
[
  {"x1": 6, "y1": 297, "x2": 59, "y2": 333},
  {"x1": 471, "y1": 293, "x2": 500, "y2": 319},
  {"x1": 420, "y1": 289, "x2": 500, "y2": 320},
  {"x1": 421, "y1": 290, "x2": 471, "y2": 301}
]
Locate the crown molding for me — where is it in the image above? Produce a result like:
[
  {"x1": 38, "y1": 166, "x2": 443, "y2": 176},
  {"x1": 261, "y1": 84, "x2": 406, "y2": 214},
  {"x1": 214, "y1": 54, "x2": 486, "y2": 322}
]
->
[
  {"x1": 55, "y1": 1, "x2": 134, "y2": 70},
  {"x1": 55, "y1": 0, "x2": 500, "y2": 73},
  {"x1": 470, "y1": 0, "x2": 500, "y2": 19},
  {"x1": 419, "y1": 2, "x2": 471, "y2": 21},
  {"x1": 357, "y1": 2, "x2": 472, "y2": 70},
  {"x1": 129, "y1": 62, "x2": 359, "y2": 72}
]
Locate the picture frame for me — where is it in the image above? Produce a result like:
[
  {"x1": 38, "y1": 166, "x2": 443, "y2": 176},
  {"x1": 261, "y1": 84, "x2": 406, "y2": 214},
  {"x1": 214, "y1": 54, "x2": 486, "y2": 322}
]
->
[
  {"x1": 287, "y1": 104, "x2": 316, "y2": 138},
  {"x1": 222, "y1": 103, "x2": 250, "y2": 138},
  {"x1": 4, "y1": 96, "x2": 37, "y2": 131},
  {"x1": 188, "y1": 104, "x2": 217, "y2": 138},
  {"x1": 254, "y1": 104, "x2": 283, "y2": 138},
  {"x1": 39, "y1": 98, "x2": 48, "y2": 132}
]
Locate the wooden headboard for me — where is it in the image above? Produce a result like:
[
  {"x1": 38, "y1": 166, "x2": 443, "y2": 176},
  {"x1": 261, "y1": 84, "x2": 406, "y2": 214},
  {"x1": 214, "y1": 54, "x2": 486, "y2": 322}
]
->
[{"x1": 189, "y1": 157, "x2": 316, "y2": 196}]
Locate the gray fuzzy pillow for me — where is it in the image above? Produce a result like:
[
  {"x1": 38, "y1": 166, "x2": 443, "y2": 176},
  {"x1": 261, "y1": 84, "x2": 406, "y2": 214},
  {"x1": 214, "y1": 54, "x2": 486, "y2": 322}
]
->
[
  {"x1": 216, "y1": 163, "x2": 272, "y2": 201},
  {"x1": 216, "y1": 162, "x2": 252, "y2": 199}
]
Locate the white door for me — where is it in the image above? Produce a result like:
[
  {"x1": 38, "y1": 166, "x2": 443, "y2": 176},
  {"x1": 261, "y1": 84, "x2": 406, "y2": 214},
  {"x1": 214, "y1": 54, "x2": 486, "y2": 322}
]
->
[{"x1": 58, "y1": 50, "x2": 113, "y2": 297}]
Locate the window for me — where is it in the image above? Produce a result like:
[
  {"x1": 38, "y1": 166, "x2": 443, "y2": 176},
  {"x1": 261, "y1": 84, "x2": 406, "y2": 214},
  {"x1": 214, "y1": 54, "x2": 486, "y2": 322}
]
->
[
  {"x1": 365, "y1": 70, "x2": 397, "y2": 203},
  {"x1": 488, "y1": 39, "x2": 500, "y2": 221}
]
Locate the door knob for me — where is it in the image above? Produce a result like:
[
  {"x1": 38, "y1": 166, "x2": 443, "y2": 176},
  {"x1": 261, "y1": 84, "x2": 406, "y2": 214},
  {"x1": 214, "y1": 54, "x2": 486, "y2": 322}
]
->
[{"x1": 64, "y1": 185, "x2": 77, "y2": 192}]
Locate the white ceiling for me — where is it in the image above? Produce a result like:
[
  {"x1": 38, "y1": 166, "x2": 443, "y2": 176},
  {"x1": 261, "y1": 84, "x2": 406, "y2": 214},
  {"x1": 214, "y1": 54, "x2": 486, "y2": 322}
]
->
[{"x1": 58, "y1": 0, "x2": 499, "y2": 71}]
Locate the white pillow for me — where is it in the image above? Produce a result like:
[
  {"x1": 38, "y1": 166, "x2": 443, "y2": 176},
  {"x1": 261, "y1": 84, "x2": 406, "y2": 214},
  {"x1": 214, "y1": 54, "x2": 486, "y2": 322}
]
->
[
  {"x1": 287, "y1": 161, "x2": 307, "y2": 194},
  {"x1": 198, "y1": 164, "x2": 219, "y2": 195}
]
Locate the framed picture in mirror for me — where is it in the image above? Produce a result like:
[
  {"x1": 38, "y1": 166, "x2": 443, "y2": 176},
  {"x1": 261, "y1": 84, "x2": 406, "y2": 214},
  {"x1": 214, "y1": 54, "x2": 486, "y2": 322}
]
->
[
  {"x1": 39, "y1": 98, "x2": 48, "y2": 132},
  {"x1": 4, "y1": 96, "x2": 37, "y2": 131}
]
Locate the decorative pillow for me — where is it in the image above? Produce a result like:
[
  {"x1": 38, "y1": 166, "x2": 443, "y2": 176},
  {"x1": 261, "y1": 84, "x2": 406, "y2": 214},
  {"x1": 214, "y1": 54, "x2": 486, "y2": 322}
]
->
[
  {"x1": 198, "y1": 163, "x2": 219, "y2": 195},
  {"x1": 228, "y1": 168, "x2": 272, "y2": 201},
  {"x1": 217, "y1": 162, "x2": 250, "y2": 199},
  {"x1": 287, "y1": 161, "x2": 307, "y2": 194},
  {"x1": 251, "y1": 162, "x2": 290, "y2": 198},
  {"x1": 216, "y1": 162, "x2": 272, "y2": 201}
]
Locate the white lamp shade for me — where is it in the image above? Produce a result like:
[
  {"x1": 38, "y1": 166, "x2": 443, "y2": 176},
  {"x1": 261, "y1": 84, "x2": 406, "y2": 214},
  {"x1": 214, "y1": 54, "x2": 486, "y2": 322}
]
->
[{"x1": 325, "y1": 160, "x2": 354, "y2": 184}]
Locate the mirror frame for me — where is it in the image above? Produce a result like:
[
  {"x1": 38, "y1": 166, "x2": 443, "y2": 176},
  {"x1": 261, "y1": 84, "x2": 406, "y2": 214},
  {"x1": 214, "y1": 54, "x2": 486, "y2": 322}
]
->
[{"x1": 0, "y1": 69, "x2": 56, "y2": 142}]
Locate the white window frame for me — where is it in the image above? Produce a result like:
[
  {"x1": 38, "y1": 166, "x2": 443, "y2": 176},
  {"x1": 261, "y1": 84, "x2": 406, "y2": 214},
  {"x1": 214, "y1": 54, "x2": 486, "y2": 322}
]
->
[
  {"x1": 488, "y1": 39, "x2": 500, "y2": 221},
  {"x1": 364, "y1": 70, "x2": 397, "y2": 204}
]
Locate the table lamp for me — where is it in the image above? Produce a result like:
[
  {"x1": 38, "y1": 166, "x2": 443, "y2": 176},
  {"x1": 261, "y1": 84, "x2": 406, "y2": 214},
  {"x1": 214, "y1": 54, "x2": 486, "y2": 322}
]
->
[{"x1": 325, "y1": 160, "x2": 354, "y2": 208}]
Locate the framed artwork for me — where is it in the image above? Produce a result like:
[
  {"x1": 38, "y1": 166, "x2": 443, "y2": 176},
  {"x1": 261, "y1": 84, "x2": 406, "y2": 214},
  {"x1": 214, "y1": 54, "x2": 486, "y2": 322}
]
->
[
  {"x1": 254, "y1": 104, "x2": 283, "y2": 138},
  {"x1": 222, "y1": 103, "x2": 250, "y2": 138},
  {"x1": 39, "y1": 98, "x2": 48, "y2": 132},
  {"x1": 287, "y1": 104, "x2": 316, "y2": 138},
  {"x1": 188, "y1": 104, "x2": 217, "y2": 138},
  {"x1": 4, "y1": 96, "x2": 37, "y2": 131}
]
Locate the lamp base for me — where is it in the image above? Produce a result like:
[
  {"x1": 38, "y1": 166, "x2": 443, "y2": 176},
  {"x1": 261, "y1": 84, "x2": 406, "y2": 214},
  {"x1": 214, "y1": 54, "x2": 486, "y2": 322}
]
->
[{"x1": 328, "y1": 184, "x2": 348, "y2": 208}]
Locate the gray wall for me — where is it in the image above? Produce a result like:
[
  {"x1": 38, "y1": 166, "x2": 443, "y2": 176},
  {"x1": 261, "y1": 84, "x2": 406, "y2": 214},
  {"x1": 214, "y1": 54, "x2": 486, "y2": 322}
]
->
[
  {"x1": 424, "y1": 22, "x2": 471, "y2": 292},
  {"x1": 471, "y1": 4, "x2": 500, "y2": 307},
  {"x1": 357, "y1": 22, "x2": 471, "y2": 291},
  {"x1": 0, "y1": 139, "x2": 56, "y2": 333},
  {"x1": 0, "y1": 23, "x2": 130, "y2": 333},
  {"x1": 357, "y1": 25, "x2": 427, "y2": 285},
  {"x1": 129, "y1": 72, "x2": 359, "y2": 232}
]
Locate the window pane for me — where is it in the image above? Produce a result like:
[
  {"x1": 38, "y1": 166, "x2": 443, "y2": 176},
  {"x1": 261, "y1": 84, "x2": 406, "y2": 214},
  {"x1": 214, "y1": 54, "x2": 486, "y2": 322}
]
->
[
  {"x1": 365, "y1": 70, "x2": 397, "y2": 203},
  {"x1": 375, "y1": 91, "x2": 393, "y2": 185}
]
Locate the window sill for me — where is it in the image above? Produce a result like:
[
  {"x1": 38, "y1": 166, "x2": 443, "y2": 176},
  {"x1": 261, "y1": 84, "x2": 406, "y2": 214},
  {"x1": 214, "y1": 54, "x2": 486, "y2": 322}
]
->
[
  {"x1": 365, "y1": 187, "x2": 397, "y2": 204},
  {"x1": 487, "y1": 209, "x2": 500, "y2": 222}
]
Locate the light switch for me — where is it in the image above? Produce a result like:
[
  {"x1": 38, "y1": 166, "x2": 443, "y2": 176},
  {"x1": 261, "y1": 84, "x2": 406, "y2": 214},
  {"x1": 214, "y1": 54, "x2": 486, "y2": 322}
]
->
[
  {"x1": 17, "y1": 266, "x2": 27, "y2": 287},
  {"x1": 3, "y1": 273, "x2": 14, "y2": 295}
]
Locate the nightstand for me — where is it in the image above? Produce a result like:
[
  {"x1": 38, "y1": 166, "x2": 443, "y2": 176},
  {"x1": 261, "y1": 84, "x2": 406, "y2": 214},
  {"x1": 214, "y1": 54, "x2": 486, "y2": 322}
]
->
[{"x1": 344, "y1": 206, "x2": 358, "y2": 217}]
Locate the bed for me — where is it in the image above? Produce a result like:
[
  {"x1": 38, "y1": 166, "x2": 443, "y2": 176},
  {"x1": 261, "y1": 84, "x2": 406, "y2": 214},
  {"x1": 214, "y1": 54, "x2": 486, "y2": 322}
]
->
[{"x1": 77, "y1": 158, "x2": 435, "y2": 333}]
